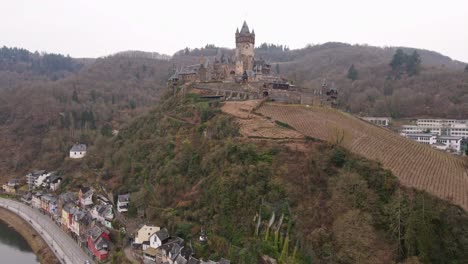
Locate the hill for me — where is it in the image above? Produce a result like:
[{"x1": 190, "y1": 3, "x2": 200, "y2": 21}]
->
[
  {"x1": 66, "y1": 91, "x2": 468, "y2": 264},
  {"x1": 247, "y1": 102, "x2": 468, "y2": 211},
  {"x1": 0, "y1": 51, "x2": 171, "y2": 181}
]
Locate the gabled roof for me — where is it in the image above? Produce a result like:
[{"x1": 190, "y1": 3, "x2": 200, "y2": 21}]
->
[
  {"x1": 59, "y1": 192, "x2": 76, "y2": 204},
  {"x1": 118, "y1": 194, "x2": 130, "y2": 203},
  {"x1": 71, "y1": 144, "x2": 87, "y2": 152},
  {"x1": 88, "y1": 225, "x2": 106, "y2": 242},
  {"x1": 48, "y1": 174, "x2": 62, "y2": 183},
  {"x1": 155, "y1": 228, "x2": 169, "y2": 241},
  {"x1": 175, "y1": 255, "x2": 188, "y2": 264}
]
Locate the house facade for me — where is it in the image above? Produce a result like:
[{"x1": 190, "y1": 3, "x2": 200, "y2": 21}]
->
[
  {"x1": 70, "y1": 144, "x2": 87, "y2": 159},
  {"x1": 149, "y1": 228, "x2": 169, "y2": 249},
  {"x1": 79, "y1": 187, "x2": 94, "y2": 208},
  {"x1": 134, "y1": 225, "x2": 160, "y2": 249},
  {"x1": 360, "y1": 117, "x2": 391, "y2": 127},
  {"x1": 87, "y1": 226, "x2": 110, "y2": 261},
  {"x1": 117, "y1": 194, "x2": 129, "y2": 213}
]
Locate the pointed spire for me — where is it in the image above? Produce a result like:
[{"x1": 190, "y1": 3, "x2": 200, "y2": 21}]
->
[
  {"x1": 236, "y1": 27, "x2": 239, "y2": 34},
  {"x1": 240, "y1": 21, "x2": 250, "y2": 34},
  {"x1": 252, "y1": 29, "x2": 255, "y2": 35}
]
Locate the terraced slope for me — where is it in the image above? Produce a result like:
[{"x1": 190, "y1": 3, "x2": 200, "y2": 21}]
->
[{"x1": 256, "y1": 103, "x2": 468, "y2": 210}]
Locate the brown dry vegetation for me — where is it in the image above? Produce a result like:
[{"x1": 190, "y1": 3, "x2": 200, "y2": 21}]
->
[{"x1": 255, "y1": 103, "x2": 468, "y2": 210}]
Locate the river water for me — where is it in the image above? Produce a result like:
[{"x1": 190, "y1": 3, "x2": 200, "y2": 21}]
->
[{"x1": 0, "y1": 219, "x2": 39, "y2": 264}]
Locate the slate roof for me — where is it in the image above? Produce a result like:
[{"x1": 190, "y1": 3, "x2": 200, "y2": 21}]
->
[
  {"x1": 155, "y1": 228, "x2": 169, "y2": 242},
  {"x1": 240, "y1": 21, "x2": 250, "y2": 34},
  {"x1": 88, "y1": 225, "x2": 105, "y2": 242},
  {"x1": 70, "y1": 144, "x2": 87, "y2": 152},
  {"x1": 59, "y1": 192, "x2": 76, "y2": 204},
  {"x1": 48, "y1": 174, "x2": 62, "y2": 183},
  {"x1": 187, "y1": 258, "x2": 201, "y2": 264},
  {"x1": 175, "y1": 255, "x2": 188, "y2": 264}
]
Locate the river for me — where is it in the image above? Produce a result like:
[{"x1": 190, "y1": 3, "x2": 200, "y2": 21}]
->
[{"x1": 0, "y1": 219, "x2": 39, "y2": 264}]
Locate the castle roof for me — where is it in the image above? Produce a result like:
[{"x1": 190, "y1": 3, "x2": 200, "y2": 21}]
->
[{"x1": 240, "y1": 21, "x2": 250, "y2": 34}]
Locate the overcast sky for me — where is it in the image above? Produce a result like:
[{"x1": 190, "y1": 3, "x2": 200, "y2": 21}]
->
[{"x1": 1, "y1": 0, "x2": 467, "y2": 62}]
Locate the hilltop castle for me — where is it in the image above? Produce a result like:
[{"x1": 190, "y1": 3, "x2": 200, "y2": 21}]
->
[
  {"x1": 169, "y1": 21, "x2": 337, "y2": 106},
  {"x1": 170, "y1": 21, "x2": 277, "y2": 84}
]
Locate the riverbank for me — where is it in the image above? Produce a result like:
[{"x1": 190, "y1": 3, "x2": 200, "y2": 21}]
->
[{"x1": 0, "y1": 208, "x2": 59, "y2": 264}]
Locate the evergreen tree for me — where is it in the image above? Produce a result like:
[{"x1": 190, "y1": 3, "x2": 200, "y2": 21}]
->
[
  {"x1": 390, "y1": 49, "x2": 407, "y2": 78},
  {"x1": 72, "y1": 90, "x2": 79, "y2": 102},
  {"x1": 276, "y1": 63, "x2": 280, "y2": 74},
  {"x1": 347, "y1": 64, "x2": 359, "y2": 81},
  {"x1": 406, "y1": 50, "x2": 421, "y2": 76}
]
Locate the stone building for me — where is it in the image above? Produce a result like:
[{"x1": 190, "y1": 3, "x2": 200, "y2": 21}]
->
[{"x1": 170, "y1": 21, "x2": 274, "y2": 84}]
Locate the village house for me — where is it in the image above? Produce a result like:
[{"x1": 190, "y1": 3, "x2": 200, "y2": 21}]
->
[
  {"x1": 149, "y1": 228, "x2": 170, "y2": 248},
  {"x1": 90, "y1": 204, "x2": 114, "y2": 228},
  {"x1": 62, "y1": 202, "x2": 79, "y2": 231},
  {"x1": 435, "y1": 136, "x2": 463, "y2": 153},
  {"x1": 2, "y1": 179, "x2": 20, "y2": 193},
  {"x1": 70, "y1": 144, "x2": 87, "y2": 159},
  {"x1": 31, "y1": 192, "x2": 43, "y2": 208},
  {"x1": 58, "y1": 192, "x2": 76, "y2": 216},
  {"x1": 25, "y1": 170, "x2": 47, "y2": 191},
  {"x1": 360, "y1": 117, "x2": 391, "y2": 127},
  {"x1": 34, "y1": 171, "x2": 53, "y2": 188},
  {"x1": 70, "y1": 208, "x2": 87, "y2": 237},
  {"x1": 79, "y1": 187, "x2": 94, "y2": 208},
  {"x1": 40, "y1": 194, "x2": 58, "y2": 216},
  {"x1": 117, "y1": 193, "x2": 129, "y2": 213},
  {"x1": 47, "y1": 174, "x2": 62, "y2": 191},
  {"x1": 134, "y1": 225, "x2": 160, "y2": 250},
  {"x1": 87, "y1": 225, "x2": 110, "y2": 261}
]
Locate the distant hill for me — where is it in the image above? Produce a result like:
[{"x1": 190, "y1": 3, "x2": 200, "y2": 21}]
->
[{"x1": 0, "y1": 51, "x2": 171, "y2": 179}]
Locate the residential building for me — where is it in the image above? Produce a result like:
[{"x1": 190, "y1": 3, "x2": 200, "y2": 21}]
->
[
  {"x1": 79, "y1": 187, "x2": 94, "y2": 208},
  {"x1": 40, "y1": 194, "x2": 58, "y2": 216},
  {"x1": 401, "y1": 119, "x2": 468, "y2": 139},
  {"x1": 62, "y1": 202, "x2": 79, "y2": 230},
  {"x1": 117, "y1": 194, "x2": 129, "y2": 213},
  {"x1": 70, "y1": 144, "x2": 87, "y2": 159},
  {"x1": 134, "y1": 225, "x2": 160, "y2": 250},
  {"x1": 35, "y1": 171, "x2": 52, "y2": 188},
  {"x1": 435, "y1": 136, "x2": 463, "y2": 153},
  {"x1": 360, "y1": 117, "x2": 391, "y2": 127},
  {"x1": 149, "y1": 228, "x2": 170, "y2": 248},
  {"x1": 31, "y1": 192, "x2": 43, "y2": 209},
  {"x1": 87, "y1": 225, "x2": 110, "y2": 261},
  {"x1": 58, "y1": 192, "x2": 76, "y2": 215},
  {"x1": 7, "y1": 179, "x2": 21, "y2": 187},
  {"x1": 2, "y1": 184, "x2": 16, "y2": 194},
  {"x1": 26, "y1": 170, "x2": 47, "y2": 191},
  {"x1": 90, "y1": 204, "x2": 114, "y2": 229},
  {"x1": 47, "y1": 175, "x2": 62, "y2": 191},
  {"x1": 405, "y1": 133, "x2": 437, "y2": 145},
  {"x1": 2, "y1": 179, "x2": 20, "y2": 193}
]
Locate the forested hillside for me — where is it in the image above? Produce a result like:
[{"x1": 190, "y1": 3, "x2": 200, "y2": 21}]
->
[
  {"x1": 0, "y1": 47, "x2": 171, "y2": 180},
  {"x1": 67, "y1": 91, "x2": 468, "y2": 263}
]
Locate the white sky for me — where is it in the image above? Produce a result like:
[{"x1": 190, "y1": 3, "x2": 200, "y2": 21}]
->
[{"x1": 1, "y1": 0, "x2": 467, "y2": 62}]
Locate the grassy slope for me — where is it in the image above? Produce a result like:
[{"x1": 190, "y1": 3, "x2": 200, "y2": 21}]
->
[{"x1": 79, "y1": 91, "x2": 468, "y2": 264}]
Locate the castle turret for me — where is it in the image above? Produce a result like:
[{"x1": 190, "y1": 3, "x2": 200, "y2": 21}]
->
[{"x1": 235, "y1": 21, "x2": 255, "y2": 75}]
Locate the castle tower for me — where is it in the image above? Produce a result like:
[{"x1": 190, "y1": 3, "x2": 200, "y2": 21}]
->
[{"x1": 235, "y1": 21, "x2": 255, "y2": 75}]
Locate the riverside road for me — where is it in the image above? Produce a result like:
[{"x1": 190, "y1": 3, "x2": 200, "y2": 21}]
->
[{"x1": 0, "y1": 198, "x2": 93, "y2": 264}]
